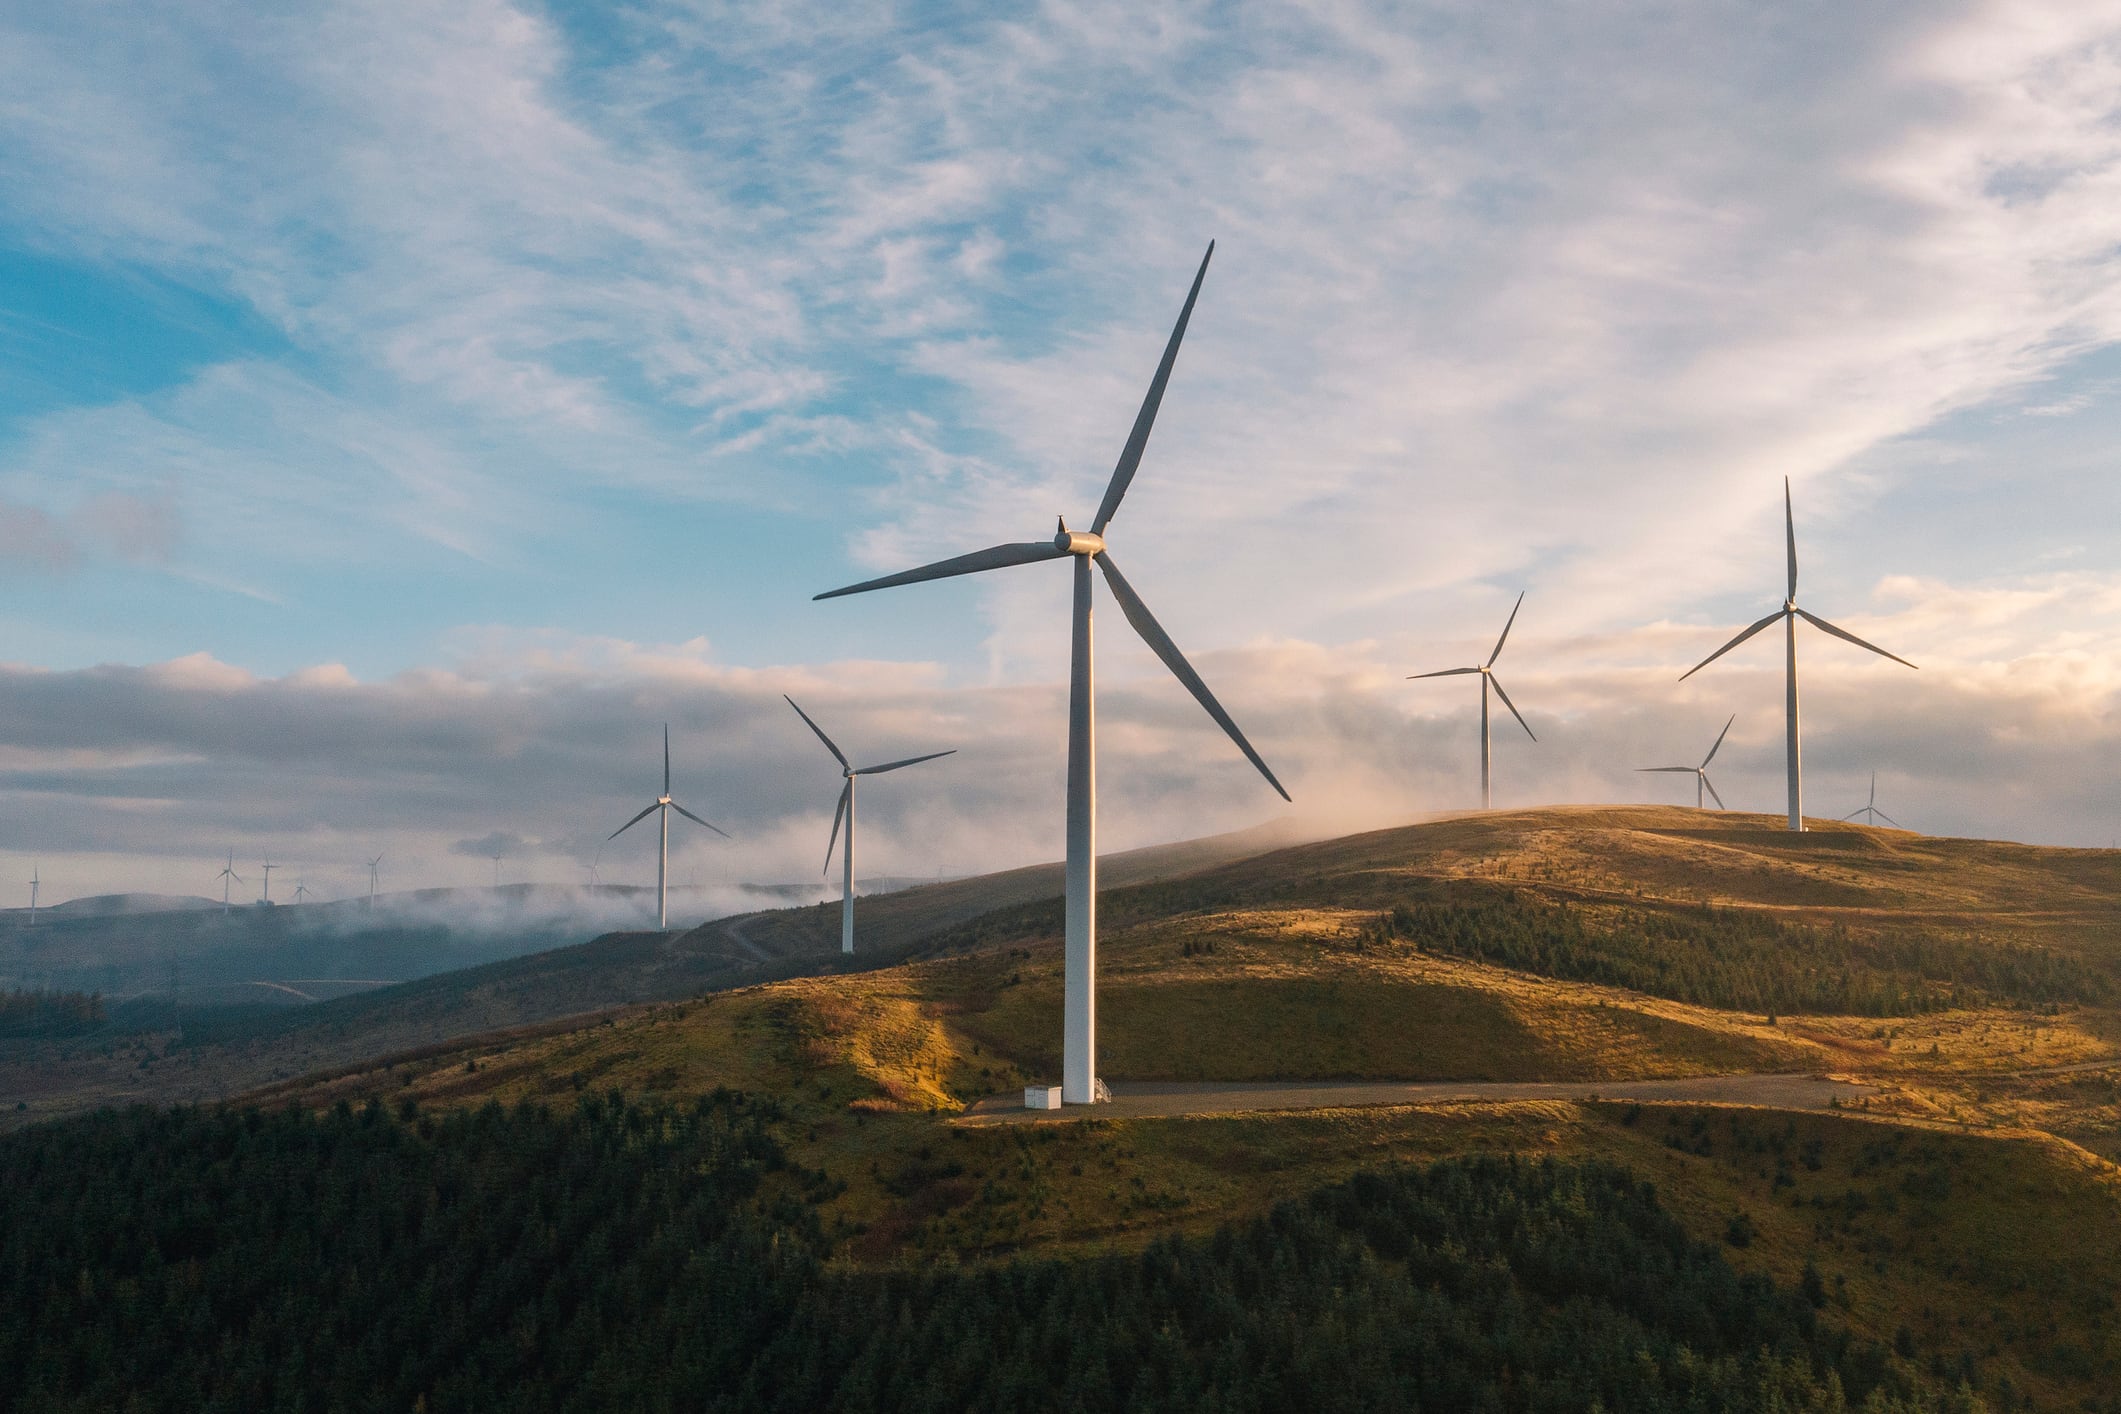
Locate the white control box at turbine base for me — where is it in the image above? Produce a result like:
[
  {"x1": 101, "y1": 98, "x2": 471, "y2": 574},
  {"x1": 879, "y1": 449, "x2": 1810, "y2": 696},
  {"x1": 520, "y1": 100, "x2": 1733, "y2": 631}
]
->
[{"x1": 1024, "y1": 1085, "x2": 1062, "y2": 1110}]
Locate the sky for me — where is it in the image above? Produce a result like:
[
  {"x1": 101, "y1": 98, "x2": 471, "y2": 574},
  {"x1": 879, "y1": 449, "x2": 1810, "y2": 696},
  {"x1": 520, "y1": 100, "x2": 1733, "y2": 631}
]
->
[{"x1": 3, "y1": 0, "x2": 2120, "y2": 908}]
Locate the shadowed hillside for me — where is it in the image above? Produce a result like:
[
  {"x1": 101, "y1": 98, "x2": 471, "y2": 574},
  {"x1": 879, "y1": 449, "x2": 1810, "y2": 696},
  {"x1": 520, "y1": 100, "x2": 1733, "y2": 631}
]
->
[{"x1": 23, "y1": 805, "x2": 2121, "y2": 1408}]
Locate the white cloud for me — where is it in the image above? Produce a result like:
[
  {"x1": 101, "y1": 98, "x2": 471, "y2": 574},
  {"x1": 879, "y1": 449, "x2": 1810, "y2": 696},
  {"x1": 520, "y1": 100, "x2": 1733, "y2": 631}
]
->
[{"x1": 3, "y1": 1, "x2": 2121, "y2": 879}]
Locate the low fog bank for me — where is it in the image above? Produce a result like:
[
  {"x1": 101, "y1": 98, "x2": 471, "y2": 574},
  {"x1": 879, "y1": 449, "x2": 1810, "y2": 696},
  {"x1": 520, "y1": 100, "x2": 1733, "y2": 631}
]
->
[{"x1": 0, "y1": 880, "x2": 813, "y2": 1006}]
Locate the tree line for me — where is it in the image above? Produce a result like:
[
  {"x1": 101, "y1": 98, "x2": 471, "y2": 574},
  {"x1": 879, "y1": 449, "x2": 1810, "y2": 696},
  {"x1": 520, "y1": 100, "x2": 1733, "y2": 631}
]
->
[
  {"x1": 1376, "y1": 883, "x2": 2114, "y2": 1015},
  {"x1": 0, "y1": 988, "x2": 104, "y2": 1039},
  {"x1": 0, "y1": 1093, "x2": 1986, "y2": 1411}
]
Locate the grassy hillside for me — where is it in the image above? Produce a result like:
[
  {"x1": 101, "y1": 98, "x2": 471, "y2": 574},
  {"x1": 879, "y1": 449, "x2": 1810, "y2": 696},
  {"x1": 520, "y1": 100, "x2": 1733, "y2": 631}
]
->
[
  {"x1": 220, "y1": 805, "x2": 2121, "y2": 1408},
  {"x1": 10, "y1": 806, "x2": 2121, "y2": 1408}
]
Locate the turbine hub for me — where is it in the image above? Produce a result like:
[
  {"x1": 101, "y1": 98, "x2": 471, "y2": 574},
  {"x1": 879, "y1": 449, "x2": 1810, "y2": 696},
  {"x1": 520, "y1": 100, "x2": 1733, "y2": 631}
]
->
[
  {"x1": 1054, "y1": 529, "x2": 1106, "y2": 556},
  {"x1": 1784, "y1": 599, "x2": 1797, "y2": 613},
  {"x1": 658, "y1": 795, "x2": 672, "y2": 805}
]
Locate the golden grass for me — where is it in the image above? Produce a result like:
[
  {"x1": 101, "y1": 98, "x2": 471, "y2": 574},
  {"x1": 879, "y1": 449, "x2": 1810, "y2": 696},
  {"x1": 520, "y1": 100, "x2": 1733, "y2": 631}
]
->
[{"x1": 235, "y1": 805, "x2": 2121, "y2": 1405}]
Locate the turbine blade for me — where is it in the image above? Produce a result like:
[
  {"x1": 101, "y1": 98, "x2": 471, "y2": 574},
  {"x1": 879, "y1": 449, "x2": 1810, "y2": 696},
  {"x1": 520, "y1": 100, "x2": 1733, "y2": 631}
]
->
[
  {"x1": 669, "y1": 801, "x2": 731, "y2": 838},
  {"x1": 1785, "y1": 476, "x2": 1798, "y2": 602},
  {"x1": 1874, "y1": 808, "x2": 1902, "y2": 828},
  {"x1": 608, "y1": 802, "x2": 659, "y2": 841},
  {"x1": 823, "y1": 782, "x2": 849, "y2": 875},
  {"x1": 1637, "y1": 766, "x2": 1697, "y2": 773},
  {"x1": 813, "y1": 541, "x2": 1067, "y2": 600},
  {"x1": 1701, "y1": 713, "x2": 1737, "y2": 768},
  {"x1": 1702, "y1": 774, "x2": 1726, "y2": 810},
  {"x1": 1793, "y1": 608, "x2": 1917, "y2": 669},
  {"x1": 783, "y1": 695, "x2": 850, "y2": 769},
  {"x1": 1095, "y1": 551, "x2": 1290, "y2": 801},
  {"x1": 1842, "y1": 807, "x2": 1866, "y2": 822},
  {"x1": 1487, "y1": 675, "x2": 1537, "y2": 741},
  {"x1": 855, "y1": 749, "x2": 957, "y2": 776},
  {"x1": 1092, "y1": 241, "x2": 1214, "y2": 535},
  {"x1": 1407, "y1": 666, "x2": 1481, "y2": 679},
  {"x1": 663, "y1": 724, "x2": 671, "y2": 795},
  {"x1": 1679, "y1": 608, "x2": 1785, "y2": 681},
  {"x1": 1486, "y1": 591, "x2": 1525, "y2": 667}
]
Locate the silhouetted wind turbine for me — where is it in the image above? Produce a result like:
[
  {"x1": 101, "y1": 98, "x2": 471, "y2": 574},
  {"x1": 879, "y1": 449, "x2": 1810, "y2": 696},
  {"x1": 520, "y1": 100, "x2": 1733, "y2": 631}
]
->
[
  {"x1": 259, "y1": 861, "x2": 276, "y2": 905},
  {"x1": 294, "y1": 881, "x2": 313, "y2": 905},
  {"x1": 1637, "y1": 714, "x2": 1735, "y2": 810},
  {"x1": 816, "y1": 243, "x2": 1287, "y2": 1105},
  {"x1": 1409, "y1": 592, "x2": 1537, "y2": 809},
  {"x1": 217, "y1": 851, "x2": 242, "y2": 914},
  {"x1": 609, "y1": 725, "x2": 729, "y2": 930},
  {"x1": 1680, "y1": 479, "x2": 1915, "y2": 832},
  {"x1": 785, "y1": 695, "x2": 954, "y2": 955},
  {"x1": 1843, "y1": 772, "x2": 1900, "y2": 828},
  {"x1": 27, "y1": 864, "x2": 37, "y2": 927},
  {"x1": 366, "y1": 855, "x2": 382, "y2": 907}
]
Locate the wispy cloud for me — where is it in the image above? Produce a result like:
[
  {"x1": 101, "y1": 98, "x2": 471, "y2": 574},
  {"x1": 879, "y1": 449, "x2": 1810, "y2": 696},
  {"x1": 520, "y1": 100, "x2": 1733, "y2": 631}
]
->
[{"x1": 3, "y1": 1, "x2": 2121, "y2": 881}]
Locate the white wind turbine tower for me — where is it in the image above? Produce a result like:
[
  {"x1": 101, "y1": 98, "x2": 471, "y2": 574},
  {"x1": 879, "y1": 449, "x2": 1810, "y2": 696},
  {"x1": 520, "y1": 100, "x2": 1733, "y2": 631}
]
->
[
  {"x1": 217, "y1": 852, "x2": 242, "y2": 914},
  {"x1": 1843, "y1": 772, "x2": 1901, "y2": 828},
  {"x1": 1408, "y1": 592, "x2": 1537, "y2": 809},
  {"x1": 1680, "y1": 479, "x2": 1915, "y2": 832},
  {"x1": 366, "y1": 856, "x2": 382, "y2": 908},
  {"x1": 1637, "y1": 715, "x2": 1736, "y2": 810},
  {"x1": 816, "y1": 243, "x2": 1289, "y2": 1105},
  {"x1": 784, "y1": 695, "x2": 955, "y2": 955},
  {"x1": 608, "y1": 725, "x2": 729, "y2": 930}
]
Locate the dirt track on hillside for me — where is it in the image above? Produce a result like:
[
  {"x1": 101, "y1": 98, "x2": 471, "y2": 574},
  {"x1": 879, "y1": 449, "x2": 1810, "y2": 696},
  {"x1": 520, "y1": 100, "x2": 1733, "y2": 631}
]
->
[{"x1": 956, "y1": 1072, "x2": 1884, "y2": 1125}]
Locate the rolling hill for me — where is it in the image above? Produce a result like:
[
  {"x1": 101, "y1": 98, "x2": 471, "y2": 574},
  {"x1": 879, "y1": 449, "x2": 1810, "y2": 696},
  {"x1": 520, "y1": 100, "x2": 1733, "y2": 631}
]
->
[{"x1": 11, "y1": 804, "x2": 2121, "y2": 1408}]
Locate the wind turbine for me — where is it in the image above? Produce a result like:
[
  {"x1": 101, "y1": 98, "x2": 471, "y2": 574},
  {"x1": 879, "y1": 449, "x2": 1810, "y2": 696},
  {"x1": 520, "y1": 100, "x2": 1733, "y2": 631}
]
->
[
  {"x1": 1637, "y1": 714, "x2": 1736, "y2": 810},
  {"x1": 784, "y1": 695, "x2": 955, "y2": 955},
  {"x1": 366, "y1": 856, "x2": 382, "y2": 907},
  {"x1": 815, "y1": 243, "x2": 1288, "y2": 1105},
  {"x1": 1680, "y1": 479, "x2": 1915, "y2": 831},
  {"x1": 217, "y1": 852, "x2": 243, "y2": 914},
  {"x1": 294, "y1": 881, "x2": 313, "y2": 905},
  {"x1": 1843, "y1": 772, "x2": 1901, "y2": 828},
  {"x1": 259, "y1": 861, "x2": 276, "y2": 904},
  {"x1": 26, "y1": 864, "x2": 37, "y2": 927},
  {"x1": 1408, "y1": 592, "x2": 1537, "y2": 809},
  {"x1": 608, "y1": 724, "x2": 729, "y2": 930}
]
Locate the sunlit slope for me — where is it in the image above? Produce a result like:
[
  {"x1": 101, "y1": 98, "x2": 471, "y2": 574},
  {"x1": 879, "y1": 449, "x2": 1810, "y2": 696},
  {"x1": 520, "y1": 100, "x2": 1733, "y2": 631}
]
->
[
  {"x1": 233, "y1": 806, "x2": 2121, "y2": 1410},
  {"x1": 1111, "y1": 804, "x2": 2121, "y2": 947},
  {"x1": 256, "y1": 804, "x2": 2121, "y2": 1117}
]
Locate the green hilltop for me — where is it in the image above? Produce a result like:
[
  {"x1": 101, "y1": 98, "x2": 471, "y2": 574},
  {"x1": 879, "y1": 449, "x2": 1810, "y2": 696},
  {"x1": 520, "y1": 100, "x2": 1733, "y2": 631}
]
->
[{"x1": 9, "y1": 804, "x2": 2121, "y2": 1409}]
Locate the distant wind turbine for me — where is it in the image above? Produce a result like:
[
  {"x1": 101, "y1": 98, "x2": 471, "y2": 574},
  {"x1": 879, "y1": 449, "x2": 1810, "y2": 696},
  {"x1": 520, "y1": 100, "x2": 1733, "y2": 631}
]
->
[
  {"x1": 217, "y1": 851, "x2": 243, "y2": 914},
  {"x1": 294, "y1": 881, "x2": 313, "y2": 905},
  {"x1": 1409, "y1": 592, "x2": 1537, "y2": 809},
  {"x1": 784, "y1": 695, "x2": 954, "y2": 955},
  {"x1": 608, "y1": 725, "x2": 729, "y2": 930},
  {"x1": 259, "y1": 861, "x2": 276, "y2": 905},
  {"x1": 1680, "y1": 479, "x2": 1915, "y2": 832},
  {"x1": 366, "y1": 855, "x2": 382, "y2": 907},
  {"x1": 815, "y1": 243, "x2": 1288, "y2": 1105},
  {"x1": 1843, "y1": 772, "x2": 1901, "y2": 828},
  {"x1": 27, "y1": 864, "x2": 37, "y2": 927},
  {"x1": 1637, "y1": 715, "x2": 1736, "y2": 810}
]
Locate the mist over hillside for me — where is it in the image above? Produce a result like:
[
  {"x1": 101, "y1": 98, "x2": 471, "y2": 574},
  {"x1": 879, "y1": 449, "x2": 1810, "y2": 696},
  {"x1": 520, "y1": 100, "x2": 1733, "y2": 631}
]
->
[{"x1": 0, "y1": 881, "x2": 815, "y2": 1007}]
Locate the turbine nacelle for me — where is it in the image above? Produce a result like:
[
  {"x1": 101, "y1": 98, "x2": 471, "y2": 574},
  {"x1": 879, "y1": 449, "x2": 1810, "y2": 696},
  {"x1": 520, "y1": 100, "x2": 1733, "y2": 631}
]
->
[{"x1": 1054, "y1": 525, "x2": 1106, "y2": 556}]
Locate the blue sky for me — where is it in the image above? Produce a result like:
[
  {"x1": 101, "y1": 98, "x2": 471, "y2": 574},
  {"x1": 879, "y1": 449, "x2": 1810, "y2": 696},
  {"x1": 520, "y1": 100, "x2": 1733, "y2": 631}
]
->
[{"x1": 4, "y1": 0, "x2": 2121, "y2": 905}]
